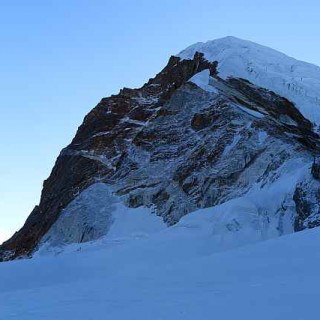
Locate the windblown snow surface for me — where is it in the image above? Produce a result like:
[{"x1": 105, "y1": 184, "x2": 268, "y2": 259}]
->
[
  {"x1": 1, "y1": 204, "x2": 320, "y2": 319},
  {"x1": 178, "y1": 36, "x2": 320, "y2": 126}
]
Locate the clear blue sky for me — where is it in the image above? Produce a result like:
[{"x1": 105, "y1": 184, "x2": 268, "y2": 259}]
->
[{"x1": 1, "y1": 0, "x2": 319, "y2": 243}]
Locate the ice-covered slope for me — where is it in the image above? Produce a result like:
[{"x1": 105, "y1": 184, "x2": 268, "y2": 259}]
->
[
  {"x1": 178, "y1": 36, "x2": 320, "y2": 126},
  {"x1": 1, "y1": 216, "x2": 320, "y2": 320}
]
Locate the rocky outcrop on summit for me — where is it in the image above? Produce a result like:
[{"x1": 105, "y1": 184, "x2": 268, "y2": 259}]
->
[{"x1": 1, "y1": 37, "x2": 320, "y2": 261}]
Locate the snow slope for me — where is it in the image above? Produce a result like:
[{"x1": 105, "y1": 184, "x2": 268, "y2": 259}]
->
[
  {"x1": 1, "y1": 217, "x2": 320, "y2": 320},
  {"x1": 38, "y1": 183, "x2": 166, "y2": 251},
  {"x1": 178, "y1": 36, "x2": 320, "y2": 126}
]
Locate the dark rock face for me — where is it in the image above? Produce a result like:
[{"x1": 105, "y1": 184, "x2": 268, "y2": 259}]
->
[
  {"x1": 293, "y1": 158, "x2": 320, "y2": 231},
  {"x1": 311, "y1": 157, "x2": 320, "y2": 180},
  {"x1": 191, "y1": 112, "x2": 216, "y2": 131},
  {"x1": 1, "y1": 52, "x2": 319, "y2": 261},
  {"x1": 294, "y1": 178, "x2": 320, "y2": 231},
  {"x1": 0, "y1": 53, "x2": 217, "y2": 260}
]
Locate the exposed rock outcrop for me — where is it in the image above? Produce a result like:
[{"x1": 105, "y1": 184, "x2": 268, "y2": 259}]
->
[{"x1": 311, "y1": 157, "x2": 320, "y2": 180}]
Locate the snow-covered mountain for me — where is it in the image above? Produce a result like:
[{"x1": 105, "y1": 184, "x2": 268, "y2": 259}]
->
[
  {"x1": 1, "y1": 37, "x2": 320, "y2": 261},
  {"x1": 179, "y1": 36, "x2": 320, "y2": 126}
]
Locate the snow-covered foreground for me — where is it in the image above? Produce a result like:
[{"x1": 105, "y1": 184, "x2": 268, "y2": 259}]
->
[{"x1": 1, "y1": 220, "x2": 320, "y2": 319}]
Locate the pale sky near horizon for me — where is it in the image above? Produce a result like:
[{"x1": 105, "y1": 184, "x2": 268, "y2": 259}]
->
[{"x1": 1, "y1": 0, "x2": 319, "y2": 244}]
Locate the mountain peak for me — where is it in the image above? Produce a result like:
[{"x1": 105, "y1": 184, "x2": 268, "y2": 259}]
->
[
  {"x1": 178, "y1": 37, "x2": 320, "y2": 125},
  {"x1": 1, "y1": 37, "x2": 320, "y2": 261},
  {"x1": 178, "y1": 36, "x2": 293, "y2": 60}
]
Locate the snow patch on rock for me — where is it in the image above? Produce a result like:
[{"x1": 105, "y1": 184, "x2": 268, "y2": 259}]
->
[{"x1": 188, "y1": 69, "x2": 218, "y2": 93}]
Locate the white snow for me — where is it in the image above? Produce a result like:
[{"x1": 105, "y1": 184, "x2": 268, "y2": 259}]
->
[
  {"x1": 106, "y1": 205, "x2": 165, "y2": 240},
  {"x1": 258, "y1": 130, "x2": 268, "y2": 144},
  {"x1": 236, "y1": 104, "x2": 265, "y2": 118},
  {"x1": 178, "y1": 36, "x2": 320, "y2": 125},
  {"x1": 222, "y1": 133, "x2": 241, "y2": 156},
  {"x1": 121, "y1": 116, "x2": 147, "y2": 126},
  {"x1": 188, "y1": 69, "x2": 218, "y2": 93},
  {"x1": 1, "y1": 217, "x2": 320, "y2": 319}
]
